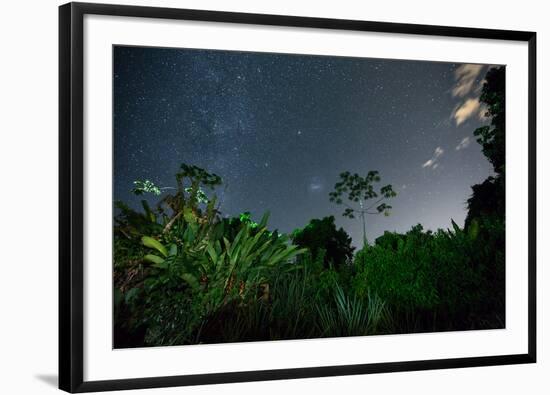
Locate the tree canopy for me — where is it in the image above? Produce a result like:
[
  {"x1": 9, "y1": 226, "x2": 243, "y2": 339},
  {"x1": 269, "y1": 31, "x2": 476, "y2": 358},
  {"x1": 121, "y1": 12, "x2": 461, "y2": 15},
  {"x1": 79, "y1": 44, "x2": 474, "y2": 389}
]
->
[
  {"x1": 466, "y1": 66, "x2": 506, "y2": 229},
  {"x1": 291, "y1": 216, "x2": 355, "y2": 268},
  {"x1": 329, "y1": 170, "x2": 396, "y2": 246},
  {"x1": 473, "y1": 66, "x2": 505, "y2": 175}
]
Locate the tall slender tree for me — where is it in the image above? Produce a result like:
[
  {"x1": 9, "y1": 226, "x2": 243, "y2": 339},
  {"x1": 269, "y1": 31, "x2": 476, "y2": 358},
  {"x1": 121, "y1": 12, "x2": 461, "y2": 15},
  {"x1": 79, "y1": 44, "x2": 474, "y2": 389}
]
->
[{"x1": 329, "y1": 170, "x2": 396, "y2": 247}]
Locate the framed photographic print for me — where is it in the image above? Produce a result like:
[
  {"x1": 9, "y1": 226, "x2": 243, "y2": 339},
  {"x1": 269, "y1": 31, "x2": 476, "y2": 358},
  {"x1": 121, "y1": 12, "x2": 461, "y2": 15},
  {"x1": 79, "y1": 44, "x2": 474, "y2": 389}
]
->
[{"x1": 59, "y1": 2, "x2": 536, "y2": 393}]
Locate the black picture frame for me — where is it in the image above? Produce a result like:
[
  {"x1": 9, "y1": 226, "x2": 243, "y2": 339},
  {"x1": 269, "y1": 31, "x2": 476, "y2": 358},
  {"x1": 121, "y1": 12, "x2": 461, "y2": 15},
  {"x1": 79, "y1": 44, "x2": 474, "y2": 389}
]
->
[{"x1": 59, "y1": 2, "x2": 537, "y2": 392}]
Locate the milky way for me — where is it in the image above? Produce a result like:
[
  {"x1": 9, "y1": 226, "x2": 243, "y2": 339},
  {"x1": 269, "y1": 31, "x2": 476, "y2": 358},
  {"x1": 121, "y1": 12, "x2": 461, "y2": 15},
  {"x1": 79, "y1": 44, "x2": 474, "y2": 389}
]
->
[{"x1": 114, "y1": 46, "x2": 496, "y2": 246}]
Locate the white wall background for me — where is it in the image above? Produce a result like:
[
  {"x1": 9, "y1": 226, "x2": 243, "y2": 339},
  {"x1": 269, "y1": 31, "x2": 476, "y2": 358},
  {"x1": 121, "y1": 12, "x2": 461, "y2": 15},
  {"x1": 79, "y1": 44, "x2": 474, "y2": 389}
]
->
[{"x1": 0, "y1": 0, "x2": 547, "y2": 393}]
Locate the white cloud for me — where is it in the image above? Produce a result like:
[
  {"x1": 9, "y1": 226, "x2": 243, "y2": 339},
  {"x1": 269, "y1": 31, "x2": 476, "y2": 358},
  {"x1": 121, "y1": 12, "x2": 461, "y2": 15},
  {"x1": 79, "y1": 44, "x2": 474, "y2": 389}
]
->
[
  {"x1": 422, "y1": 159, "x2": 433, "y2": 168},
  {"x1": 422, "y1": 146, "x2": 444, "y2": 169},
  {"x1": 455, "y1": 136, "x2": 471, "y2": 151},
  {"x1": 452, "y1": 64, "x2": 484, "y2": 98},
  {"x1": 453, "y1": 98, "x2": 480, "y2": 126}
]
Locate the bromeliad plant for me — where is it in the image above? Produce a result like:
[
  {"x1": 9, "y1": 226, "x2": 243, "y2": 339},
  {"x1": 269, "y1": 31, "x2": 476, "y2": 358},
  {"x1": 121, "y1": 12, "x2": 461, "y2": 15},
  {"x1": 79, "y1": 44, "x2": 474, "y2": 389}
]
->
[{"x1": 141, "y1": 212, "x2": 306, "y2": 304}]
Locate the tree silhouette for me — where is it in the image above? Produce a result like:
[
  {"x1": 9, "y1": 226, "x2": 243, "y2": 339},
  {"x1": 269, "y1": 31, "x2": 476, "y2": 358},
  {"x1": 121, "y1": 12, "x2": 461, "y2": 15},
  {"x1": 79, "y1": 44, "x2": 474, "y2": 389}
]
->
[
  {"x1": 473, "y1": 66, "x2": 505, "y2": 175},
  {"x1": 291, "y1": 216, "x2": 355, "y2": 269},
  {"x1": 329, "y1": 170, "x2": 396, "y2": 247},
  {"x1": 465, "y1": 66, "x2": 505, "y2": 229}
]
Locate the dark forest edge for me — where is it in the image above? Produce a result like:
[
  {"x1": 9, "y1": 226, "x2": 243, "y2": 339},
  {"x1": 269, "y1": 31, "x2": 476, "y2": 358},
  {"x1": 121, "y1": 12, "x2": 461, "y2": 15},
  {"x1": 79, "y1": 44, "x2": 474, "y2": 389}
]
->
[{"x1": 113, "y1": 66, "x2": 505, "y2": 348}]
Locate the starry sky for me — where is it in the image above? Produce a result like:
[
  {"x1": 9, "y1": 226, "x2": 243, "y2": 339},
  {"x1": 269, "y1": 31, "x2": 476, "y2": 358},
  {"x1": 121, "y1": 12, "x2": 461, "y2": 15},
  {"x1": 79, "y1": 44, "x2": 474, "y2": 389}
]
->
[{"x1": 114, "y1": 45, "x2": 498, "y2": 247}]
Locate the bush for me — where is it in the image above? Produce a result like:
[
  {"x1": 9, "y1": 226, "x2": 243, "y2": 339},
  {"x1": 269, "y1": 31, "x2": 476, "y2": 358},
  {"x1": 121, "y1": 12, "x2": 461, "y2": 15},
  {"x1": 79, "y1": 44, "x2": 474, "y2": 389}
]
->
[
  {"x1": 353, "y1": 219, "x2": 504, "y2": 332},
  {"x1": 115, "y1": 208, "x2": 306, "y2": 346}
]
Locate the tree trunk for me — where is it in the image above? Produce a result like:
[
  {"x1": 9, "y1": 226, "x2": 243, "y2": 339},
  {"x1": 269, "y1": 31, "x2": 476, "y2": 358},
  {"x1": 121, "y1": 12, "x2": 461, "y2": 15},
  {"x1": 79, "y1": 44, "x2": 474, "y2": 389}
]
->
[
  {"x1": 359, "y1": 200, "x2": 367, "y2": 247},
  {"x1": 361, "y1": 211, "x2": 367, "y2": 248}
]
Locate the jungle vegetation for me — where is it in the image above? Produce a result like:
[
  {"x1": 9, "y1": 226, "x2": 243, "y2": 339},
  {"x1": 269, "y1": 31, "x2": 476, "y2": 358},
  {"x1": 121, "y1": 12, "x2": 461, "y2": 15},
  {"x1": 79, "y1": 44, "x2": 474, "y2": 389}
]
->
[{"x1": 113, "y1": 67, "x2": 505, "y2": 348}]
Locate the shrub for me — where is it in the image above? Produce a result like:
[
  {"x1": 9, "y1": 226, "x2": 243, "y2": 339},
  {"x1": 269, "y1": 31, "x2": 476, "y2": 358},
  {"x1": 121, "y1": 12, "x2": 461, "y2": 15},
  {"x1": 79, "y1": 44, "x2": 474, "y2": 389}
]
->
[
  {"x1": 115, "y1": 207, "x2": 306, "y2": 346},
  {"x1": 353, "y1": 219, "x2": 504, "y2": 332}
]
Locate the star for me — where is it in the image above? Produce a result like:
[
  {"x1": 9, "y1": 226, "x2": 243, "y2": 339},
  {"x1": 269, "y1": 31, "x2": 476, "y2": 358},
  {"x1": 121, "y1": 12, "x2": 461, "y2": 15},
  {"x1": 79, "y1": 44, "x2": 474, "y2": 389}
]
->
[{"x1": 114, "y1": 45, "x2": 496, "y2": 246}]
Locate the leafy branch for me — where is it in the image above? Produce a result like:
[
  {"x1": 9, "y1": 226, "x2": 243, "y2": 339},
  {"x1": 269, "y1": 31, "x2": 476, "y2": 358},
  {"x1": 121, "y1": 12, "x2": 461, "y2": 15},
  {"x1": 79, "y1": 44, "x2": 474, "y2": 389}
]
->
[{"x1": 329, "y1": 170, "x2": 396, "y2": 246}]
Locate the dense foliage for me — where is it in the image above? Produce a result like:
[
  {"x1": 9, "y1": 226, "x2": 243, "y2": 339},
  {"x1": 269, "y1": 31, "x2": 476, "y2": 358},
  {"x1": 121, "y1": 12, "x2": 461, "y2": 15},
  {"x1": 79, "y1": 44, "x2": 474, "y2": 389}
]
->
[
  {"x1": 291, "y1": 216, "x2": 355, "y2": 269},
  {"x1": 354, "y1": 218, "x2": 504, "y2": 332},
  {"x1": 114, "y1": 176, "x2": 504, "y2": 346},
  {"x1": 465, "y1": 66, "x2": 506, "y2": 230},
  {"x1": 474, "y1": 66, "x2": 505, "y2": 175}
]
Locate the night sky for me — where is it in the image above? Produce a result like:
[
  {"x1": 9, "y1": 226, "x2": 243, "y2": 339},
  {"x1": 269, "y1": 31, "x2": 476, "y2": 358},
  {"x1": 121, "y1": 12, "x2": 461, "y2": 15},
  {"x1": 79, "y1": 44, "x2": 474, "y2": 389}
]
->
[{"x1": 114, "y1": 46, "x2": 496, "y2": 247}]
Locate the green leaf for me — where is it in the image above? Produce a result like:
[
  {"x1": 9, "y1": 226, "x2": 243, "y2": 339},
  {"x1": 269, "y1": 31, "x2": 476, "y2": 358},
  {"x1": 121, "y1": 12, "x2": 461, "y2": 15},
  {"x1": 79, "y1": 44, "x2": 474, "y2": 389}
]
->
[
  {"x1": 451, "y1": 219, "x2": 462, "y2": 235},
  {"x1": 141, "y1": 236, "x2": 168, "y2": 257},
  {"x1": 183, "y1": 207, "x2": 197, "y2": 223},
  {"x1": 152, "y1": 262, "x2": 168, "y2": 269},
  {"x1": 144, "y1": 254, "x2": 165, "y2": 265},
  {"x1": 180, "y1": 273, "x2": 199, "y2": 290},
  {"x1": 206, "y1": 244, "x2": 218, "y2": 263},
  {"x1": 259, "y1": 211, "x2": 270, "y2": 228}
]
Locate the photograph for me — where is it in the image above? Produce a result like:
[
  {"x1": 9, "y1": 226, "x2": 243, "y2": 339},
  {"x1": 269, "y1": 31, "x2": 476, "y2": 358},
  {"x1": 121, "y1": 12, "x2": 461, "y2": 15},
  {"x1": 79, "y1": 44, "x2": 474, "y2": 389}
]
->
[
  {"x1": 0, "y1": 0, "x2": 543, "y2": 393},
  {"x1": 112, "y1": 45, "x2": 506, "y2": 349}
]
